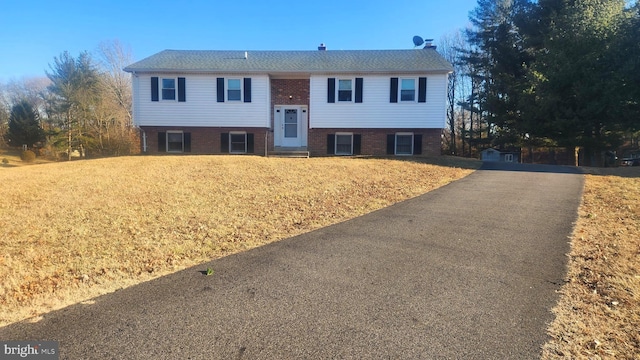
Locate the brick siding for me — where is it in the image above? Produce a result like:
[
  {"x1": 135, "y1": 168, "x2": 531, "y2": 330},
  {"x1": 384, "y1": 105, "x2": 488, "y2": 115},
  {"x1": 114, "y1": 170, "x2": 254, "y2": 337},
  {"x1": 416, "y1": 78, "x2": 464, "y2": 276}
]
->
[
  {"x1": 309, "y1": 128, "x2": 442, "y2": 157},
  {"x1": 140, "y1": 126, "x2": 268, "y2": 155}
]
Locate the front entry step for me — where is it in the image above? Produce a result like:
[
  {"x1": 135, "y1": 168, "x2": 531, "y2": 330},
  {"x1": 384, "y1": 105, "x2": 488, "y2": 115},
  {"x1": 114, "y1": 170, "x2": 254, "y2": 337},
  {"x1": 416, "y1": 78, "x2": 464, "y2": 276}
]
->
[
  {"x1": 269, "y1": 147, "x2": 310, "y2": 158},
  {"x1": 268, "y1": 150, "x2": 310, "y2": 158}
]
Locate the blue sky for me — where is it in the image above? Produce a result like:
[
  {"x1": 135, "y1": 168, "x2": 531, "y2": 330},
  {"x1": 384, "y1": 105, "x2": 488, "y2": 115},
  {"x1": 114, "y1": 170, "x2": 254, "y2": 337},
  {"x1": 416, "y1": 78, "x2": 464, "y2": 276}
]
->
[{"x1": 0, "y1": 0, "x2": 477, "y2": 82}]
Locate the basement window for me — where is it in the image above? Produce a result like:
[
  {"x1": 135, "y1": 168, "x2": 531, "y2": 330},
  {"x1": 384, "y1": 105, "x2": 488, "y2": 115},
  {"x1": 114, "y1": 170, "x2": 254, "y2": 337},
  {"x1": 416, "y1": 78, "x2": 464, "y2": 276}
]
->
[
  {"x1": 395, "y1": 133, "x2": 414, "y2": 155},
  {"x1": 335, "y1": 133, "x2": 353, "y2": 155},
  {"x1": 229, "y1": 132, "x2": 247, "y2": 153},
  {"x1": 166, "y1": 131, "x2": 184, "y2": 152}
]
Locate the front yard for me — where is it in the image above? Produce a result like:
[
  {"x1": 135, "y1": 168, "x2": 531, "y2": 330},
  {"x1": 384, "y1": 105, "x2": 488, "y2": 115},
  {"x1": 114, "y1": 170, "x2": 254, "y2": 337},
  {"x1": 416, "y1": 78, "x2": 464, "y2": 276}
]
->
[{"x1": 0, "y1": 155, "x2": 475, "y2": 326}]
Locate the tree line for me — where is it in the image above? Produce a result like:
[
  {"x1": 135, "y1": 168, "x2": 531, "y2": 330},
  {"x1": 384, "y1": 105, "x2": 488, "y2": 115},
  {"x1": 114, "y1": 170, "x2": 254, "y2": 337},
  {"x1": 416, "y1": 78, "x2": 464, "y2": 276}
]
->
[
  {"x1": 440, "y1": 0, "x2": 639, "y2": 165},
  {"x1": 0, "y1": 40, "x2": 137, "y2": 160}
]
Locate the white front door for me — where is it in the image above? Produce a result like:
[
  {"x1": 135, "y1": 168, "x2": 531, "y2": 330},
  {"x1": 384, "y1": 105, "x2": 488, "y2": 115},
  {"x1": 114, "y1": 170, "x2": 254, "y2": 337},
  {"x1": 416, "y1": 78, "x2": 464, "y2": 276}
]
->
[
  {"x1": 282, "y1": 109, "x2": 299, "y2": 147},
  {"x1": 275, "y1": 106, "x2": 307, "y2": 147}
]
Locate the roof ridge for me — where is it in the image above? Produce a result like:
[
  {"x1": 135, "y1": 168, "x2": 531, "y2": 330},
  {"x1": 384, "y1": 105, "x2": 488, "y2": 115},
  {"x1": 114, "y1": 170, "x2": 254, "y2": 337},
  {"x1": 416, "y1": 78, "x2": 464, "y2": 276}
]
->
[{"x1": 124, "y1": 49, "x2": 453, "y2": 74}]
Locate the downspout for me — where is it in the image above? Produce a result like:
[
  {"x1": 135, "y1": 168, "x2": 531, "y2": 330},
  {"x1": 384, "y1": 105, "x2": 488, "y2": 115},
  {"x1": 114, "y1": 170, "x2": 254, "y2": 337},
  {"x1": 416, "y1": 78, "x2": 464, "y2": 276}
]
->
[{"x1": 142, "y1": 131, "x2": 147, "y2": 153}]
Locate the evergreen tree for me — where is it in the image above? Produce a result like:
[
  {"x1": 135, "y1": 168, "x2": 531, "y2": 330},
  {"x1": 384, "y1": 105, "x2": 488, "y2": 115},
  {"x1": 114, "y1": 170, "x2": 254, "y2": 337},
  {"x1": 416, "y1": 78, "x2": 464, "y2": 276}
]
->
[
  {"x1": 5, "y1": 100, "x2": 45, "y2": 148},
  {"x1": 465, "y1": 0, "x2": 534, "y2": 150},
  {"x1": 46, "y1": 51, "x2": 100, "y2": 160},
  {"x1": 533, "y1": 0, "x2": 632, "y2": 165}
]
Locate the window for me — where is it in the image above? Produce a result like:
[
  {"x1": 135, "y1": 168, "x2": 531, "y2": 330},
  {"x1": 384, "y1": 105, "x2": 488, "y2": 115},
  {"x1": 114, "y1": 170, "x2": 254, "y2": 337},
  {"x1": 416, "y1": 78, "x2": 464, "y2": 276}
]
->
[
  {"x1": 335, "y1": 133, "x2": 353, "y2": 155},
  {"x1": 162, "y1": 78, "x2": 176, "y2": 100},
  {"x1": 227, "y1": 79, "x2": 241, "y2": 101},
  {"x1": 395, "y1": 133, "x2": 414, "y2": 155},
  {"x1": 504, "y1": 153, "x2": 514, "y2": 162},
  {"x1": 400, "y1": 79, "x2": 415, "y2": 101},
  {"x1": 166, "y1": 131, "x2": 184, "y2": 152},
  {"x1": 338, "y1": 79, "x2": 352, "y2": 102},
  {"x1": 221, "y1": 132, "x2": 253, "y2": 153},
  {"x1": 158, "y1": 131, "x2": 190, "y2": 152},
  {"x1": 229, "y1": 132, "x2": 247, "y2": 153}
]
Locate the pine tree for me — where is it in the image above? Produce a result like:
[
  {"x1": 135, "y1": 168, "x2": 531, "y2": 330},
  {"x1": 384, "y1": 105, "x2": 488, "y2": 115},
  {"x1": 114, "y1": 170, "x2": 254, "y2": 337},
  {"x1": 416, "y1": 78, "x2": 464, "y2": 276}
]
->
[
  {"x1": 5, "y1": 100, "x2": 45, "y2": 148},
  {"x1": 465, "y1": 0, "x2": 534, "y2": 151},
  {"x1": 533, "y1": 0, "x2": 631, "y2": 165},
  {"x1": 46, "y1": 51, "x2": 100, "y2": 160}
]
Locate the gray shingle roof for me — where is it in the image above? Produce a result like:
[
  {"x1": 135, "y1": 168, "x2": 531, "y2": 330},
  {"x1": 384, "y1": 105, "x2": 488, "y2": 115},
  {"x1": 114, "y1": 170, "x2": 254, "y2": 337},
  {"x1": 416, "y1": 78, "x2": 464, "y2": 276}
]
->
[{"x1": 123, "y1": 49, "x2": 453, "y2": 74}]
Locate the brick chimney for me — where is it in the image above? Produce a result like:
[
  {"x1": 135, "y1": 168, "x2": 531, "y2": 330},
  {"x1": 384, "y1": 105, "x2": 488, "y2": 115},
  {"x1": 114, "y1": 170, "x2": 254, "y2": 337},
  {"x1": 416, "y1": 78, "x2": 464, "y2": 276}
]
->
[{"x1": 423, "y1": 39, "x2": 436, "y2": 50}]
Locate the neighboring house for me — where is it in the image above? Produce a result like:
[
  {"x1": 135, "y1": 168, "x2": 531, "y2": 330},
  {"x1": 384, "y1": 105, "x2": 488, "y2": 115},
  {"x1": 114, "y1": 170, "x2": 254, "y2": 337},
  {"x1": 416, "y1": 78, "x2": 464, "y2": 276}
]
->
[
  {"x1": 123, "y1": 45, "x2": 453, "y2": 157},
  {"x1": 481, "y1": 148, "x2": 520, "y2": 163}
]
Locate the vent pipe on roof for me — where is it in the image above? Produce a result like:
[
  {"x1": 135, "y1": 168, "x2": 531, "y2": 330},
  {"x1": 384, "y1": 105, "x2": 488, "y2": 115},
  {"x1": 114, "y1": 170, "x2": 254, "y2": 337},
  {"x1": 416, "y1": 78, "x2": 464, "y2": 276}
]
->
[
  {"x1": 244, "y1": 51, "x2": 248, "y2": 59},
  {"x1": 318, "y1": 43, "x2": 326, "y2": 51}
]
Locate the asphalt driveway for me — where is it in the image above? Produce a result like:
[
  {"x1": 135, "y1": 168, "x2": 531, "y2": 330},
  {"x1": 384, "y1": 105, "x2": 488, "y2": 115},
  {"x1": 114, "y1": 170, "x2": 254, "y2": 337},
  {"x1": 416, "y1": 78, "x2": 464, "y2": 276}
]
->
[{"x1": 0, "y1": 162, "x2": 584, "y2": 359}]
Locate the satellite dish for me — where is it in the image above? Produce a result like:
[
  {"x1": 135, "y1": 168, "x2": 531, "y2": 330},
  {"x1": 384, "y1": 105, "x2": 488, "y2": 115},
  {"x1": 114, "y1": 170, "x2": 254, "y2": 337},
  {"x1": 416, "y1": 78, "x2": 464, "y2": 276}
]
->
[{"x1": 412, "y1": 36, "x2": 424, "y2": 47}]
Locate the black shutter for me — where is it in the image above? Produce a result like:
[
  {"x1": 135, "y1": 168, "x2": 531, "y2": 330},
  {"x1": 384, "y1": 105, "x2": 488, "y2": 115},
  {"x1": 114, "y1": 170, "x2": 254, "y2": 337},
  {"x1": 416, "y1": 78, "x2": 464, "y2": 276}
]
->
[
  {"x1": 247, "y1": 133, "x2": 254, "y2": 153},
  {"x1": 158, "y1": 132, "x2": 166, "y2": 152},
  {"x1": 355, "y1": 78, "x2": 363, "y2": 103},
  {"x1": 390, "y1": 78, "x2": 398, "y2": 103},
  {"x1": 413, "y1": 134, "x2": 422, "y2": 155},
  {"x1": 327, "y1": 134, "x2": 335, "y2": 154},
  {"x1": 327, "y1": 78, "x2": 335, "y2": 103},
  {"x1": 386, "y1": 134, "x2": 395, "y2": 155},
  {"x1": 418, "y1": 77, "x2": 427, "y2": 103},
  {"x1": 353, "y1": 134, "x2": 362, "y2": 155},
  {"x1": 217, "y1": 78, "x2": 225, "y2": 102},
  {"x1": 184, "y1": 132, "x2": 191, "y2": 152},
  {"x1": 244, "y1": 78, "x2": 252, "y2": 103},
  {"x1": 220, "y1": 133, "x2": 229, "y2": 153},
  {"x1": 178, "y1": 77, "x2": 186, "y2": 102},
  {"x1": 151, "y1": 77, "x2": 159, "y2": 102}
]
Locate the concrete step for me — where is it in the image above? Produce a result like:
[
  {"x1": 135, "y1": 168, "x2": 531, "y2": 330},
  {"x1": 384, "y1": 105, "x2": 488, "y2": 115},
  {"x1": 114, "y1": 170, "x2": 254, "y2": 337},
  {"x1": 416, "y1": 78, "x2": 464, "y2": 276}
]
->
[{"x1": 268, "y1": 151, "x2": 310, "y2": 158}]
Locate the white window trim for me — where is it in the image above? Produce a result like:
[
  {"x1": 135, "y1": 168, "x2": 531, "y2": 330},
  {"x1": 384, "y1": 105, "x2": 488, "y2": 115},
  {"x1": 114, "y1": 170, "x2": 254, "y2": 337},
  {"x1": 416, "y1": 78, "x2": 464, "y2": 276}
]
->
[
  {"x1": 161, "y1": 78, "x2": 177, "y2": 101},
  {"x1": 166, "y1": 130, "x2": 184, "y2": 153},
  {"x1": 504, "y1": 153, "x2": 514, "y2": 162},
  {"x1": 226, "y1": 78, "x2": 243, "y2": 102},
  {"x1": 335, "y1": 132, "x2": 354, "y2": 156},
  {"x1": 399, "y1": 78, "x2": 417, "y2": 103},
  {"x1": 229, "y1": 131, "x2": 247, "y2": 154},
  {"x1": 395, "y1": 132, "x2": 414, "y2": 156},
  {"x1": 336, "y1": 78, "x2": 354, "y2": 103}
]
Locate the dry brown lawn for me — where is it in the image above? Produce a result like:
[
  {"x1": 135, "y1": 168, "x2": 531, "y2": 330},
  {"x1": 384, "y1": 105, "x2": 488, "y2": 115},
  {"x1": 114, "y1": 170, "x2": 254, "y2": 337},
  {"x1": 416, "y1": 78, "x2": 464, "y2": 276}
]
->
[
  {"x1": 0, "y1": 155, "x2": 476, "y2": 326},
  {"x1": 543, "y1": 166, "x2": 640, "y2": 359}
]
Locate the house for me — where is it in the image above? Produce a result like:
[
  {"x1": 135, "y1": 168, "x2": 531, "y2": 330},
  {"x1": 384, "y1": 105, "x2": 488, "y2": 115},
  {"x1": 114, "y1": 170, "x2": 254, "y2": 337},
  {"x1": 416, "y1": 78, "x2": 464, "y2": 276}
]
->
[
  {"x1": 123, "y1": 45, "x2": 453, "y2": 157},
  {"x1": 481, "y1": 148, "x2": 520, "y2": 163}
]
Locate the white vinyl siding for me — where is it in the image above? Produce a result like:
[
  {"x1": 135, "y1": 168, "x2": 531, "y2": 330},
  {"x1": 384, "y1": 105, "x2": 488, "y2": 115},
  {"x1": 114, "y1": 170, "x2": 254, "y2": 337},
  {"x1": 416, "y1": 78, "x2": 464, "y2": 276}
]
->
[
  {"x1": 132, "y1": 74, "x2": 269, "y2": 127},
  {"x1": 310, "y1": 74, "x2": 447, "y2": 129}
]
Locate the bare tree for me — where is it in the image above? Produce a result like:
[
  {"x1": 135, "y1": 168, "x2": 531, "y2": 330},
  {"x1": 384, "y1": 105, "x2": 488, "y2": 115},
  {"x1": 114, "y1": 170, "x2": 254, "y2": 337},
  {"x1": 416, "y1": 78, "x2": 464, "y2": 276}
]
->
[
  {"x1": 0, "y1": 84, "x2": 8, "y2": 148},
  {"x1": 1, "y1": 77, "x2": 51, "y2": 122},
  {"x1": 438, "y1": 31, "x2": 467, "y2": 155},
  {"x1": 96, "y1": 40, "x2": 133, "y2": 127},
  {"x1": 94, "y1": 40, "x2": 137, "y2": 155}
]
